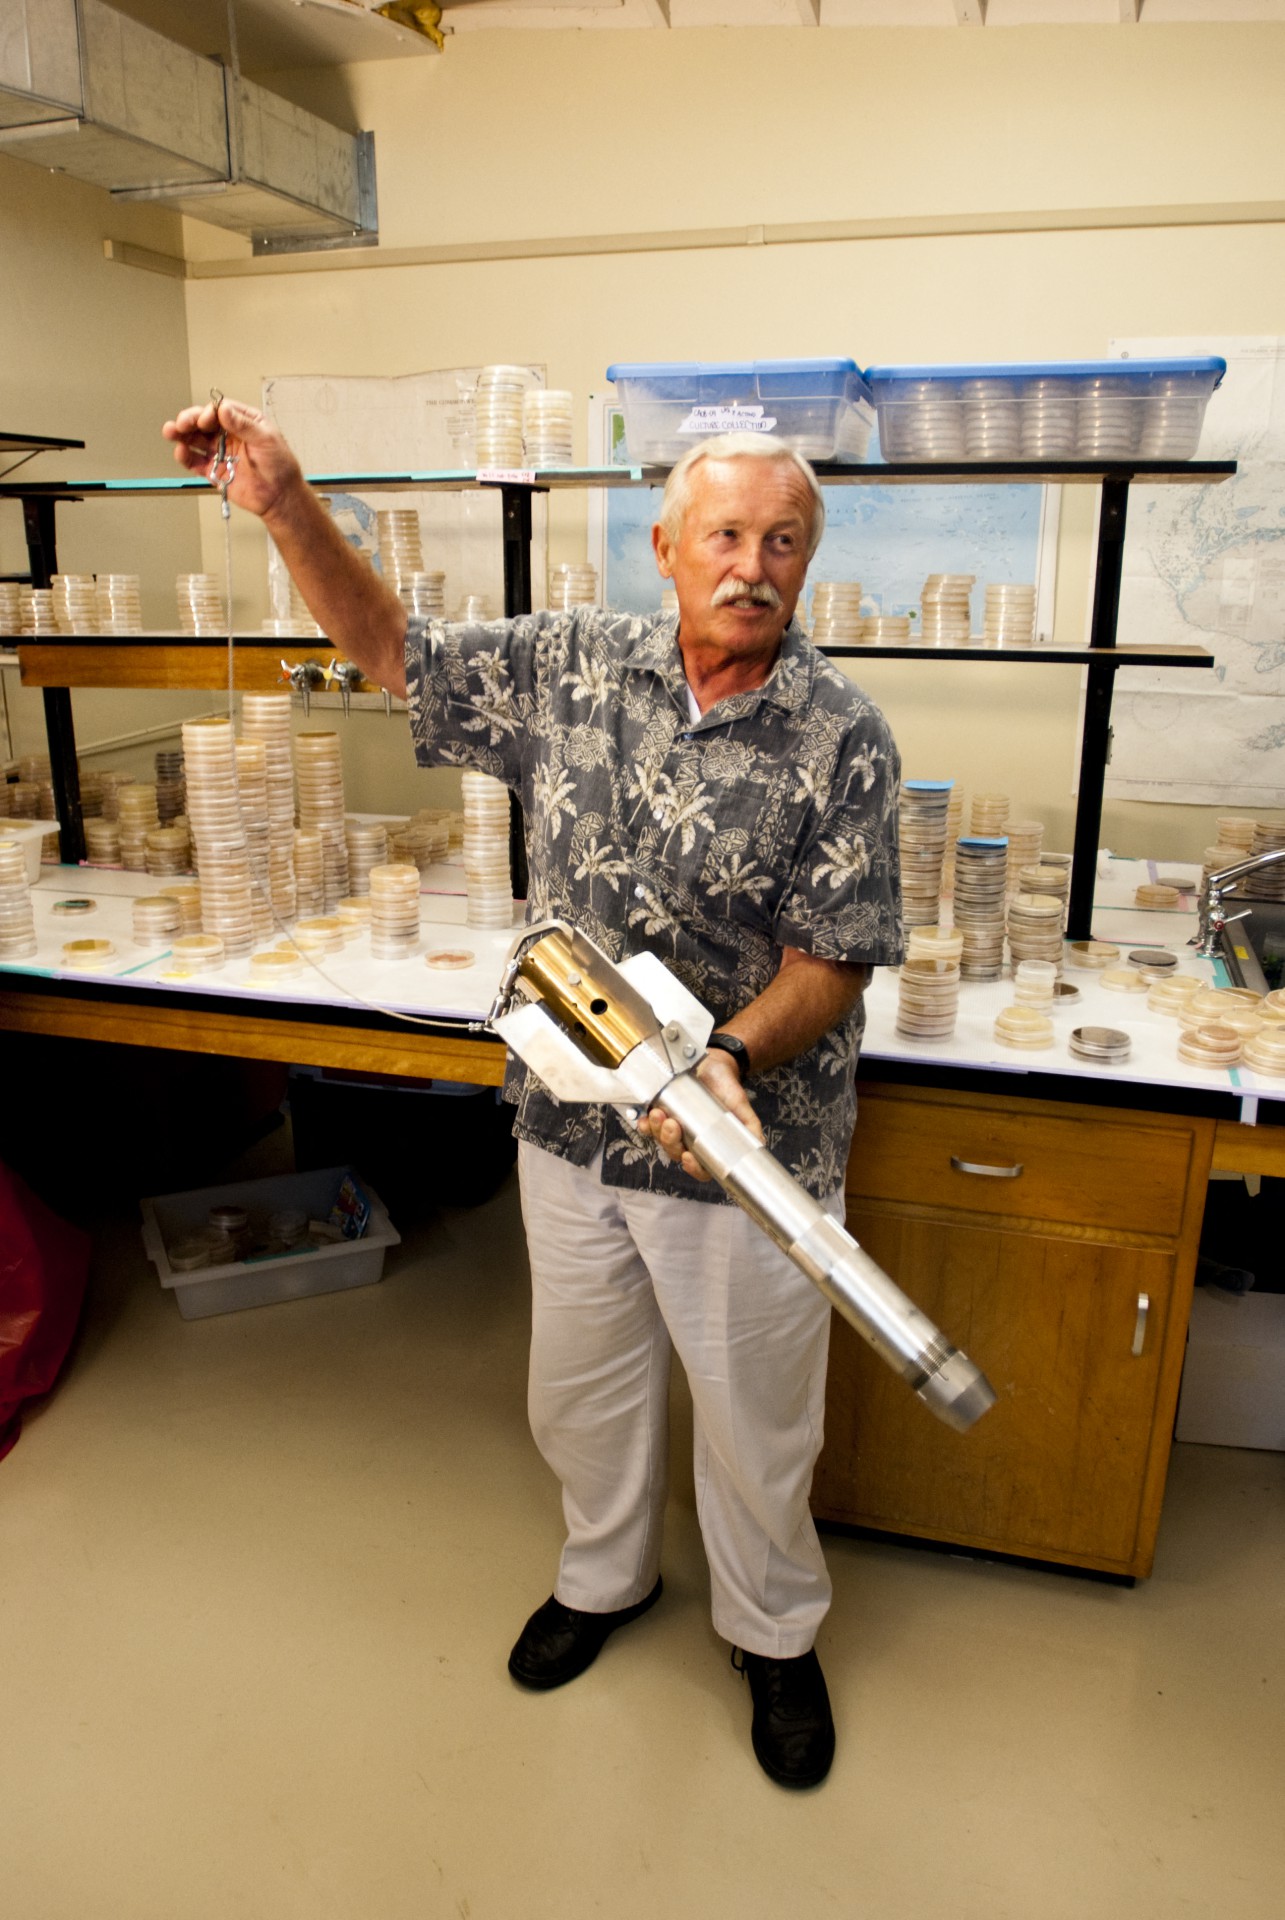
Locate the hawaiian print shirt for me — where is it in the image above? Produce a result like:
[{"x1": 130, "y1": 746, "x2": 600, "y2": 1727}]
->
[{"x1": 405, "y1": 607, "x2": 903, "y2": 1203}]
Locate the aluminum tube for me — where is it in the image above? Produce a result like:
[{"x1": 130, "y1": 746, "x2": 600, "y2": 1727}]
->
[{"x1": 656, "y1": 1071, "x2": 996, "y2": 1433}]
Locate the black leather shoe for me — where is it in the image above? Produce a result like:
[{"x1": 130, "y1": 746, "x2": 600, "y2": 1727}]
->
[
  {"x1": 732, "y1": 1646, "x2": 836, "y2": 1788},
  {"x1": 508, "y1": 1577, "x2": 663, "y2": 1691}
]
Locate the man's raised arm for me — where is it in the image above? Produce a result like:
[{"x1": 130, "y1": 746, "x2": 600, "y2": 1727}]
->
[{"x1": 162, "y1": 396, "x2": 410, "y2": 698}]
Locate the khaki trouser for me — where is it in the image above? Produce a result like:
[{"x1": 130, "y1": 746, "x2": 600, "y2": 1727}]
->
[{"x1": 518, "y1": 1140, "x2": 836, "y2": 1658}]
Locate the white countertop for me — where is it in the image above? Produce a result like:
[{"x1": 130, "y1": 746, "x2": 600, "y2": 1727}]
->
[{"x1": 4, "y1": 852, "x2": 1281, "y2": 1120}]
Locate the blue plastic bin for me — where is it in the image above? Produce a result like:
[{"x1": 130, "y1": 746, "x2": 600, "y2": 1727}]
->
[{"x1": 605, "y1": 358, "x2": 876, "y2": 464}]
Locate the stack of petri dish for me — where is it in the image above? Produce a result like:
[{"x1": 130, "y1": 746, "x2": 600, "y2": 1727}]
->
[
  {"x1": 60, "y1": 938, "x2": 117, "y2": 972},
  {"x1": 906, "y1": 926, "x2": 963, "y2": 966},
  {"x1": 1070, "y1": 1025, "x2": 1131, "y2": 1066},
  {"x1": 1021, "y1": 377, "x2": 1079, "y2": 460},
  {"x1": 239, "y1": 693, "x2": 297, "y2": 925},
  {"x1": 1127, "y1": 945, "x2": 1178, "y2": 983},
  {"x1": 145, "y1": 824, "x2": 191, "y2": 876},
  {"x1": 9, "y1": 781, "x2": 39, "y2": 819},
  {"x1": 1139, "y1": 373, "x2": 1210, "y2": 460},
  {"x1": 1242, "y1": 1027, "x2": 1285, "y2": 1078},
  {"x1": 368, "y1": 861, "x2": 422, "y2": 960},
  {"x1": 1240, "y1": 820, "x2": 1285, "y2": 900},
  {"x1": 1007, "y1": 892, "x2": 1065, "y2": 969},
  {"x1": 1148, "y1": 974, "x2": 1202, "y2": 1017},
  {"x1": 132, "y1": 895, "x2": 182, "y2": 945},
  {"x1": 234, "y1": 739, "x2": 274, "y2": 943},
  {"x1": 984, "y1": 583, "x2": 1037, "y2": 647},
  {"x1": 1012, "y1": 958, "x2": 1057, "y2": 1008},
  {"x1": 809, "y1": 582, "x2": 864, "y2": 645},
  {"x1": 247, "y1": 948, "x2": 303, "y2": 989},
  {"x1": 95, "y1": 574, "x2": 142, "y2": 635},
  {"x1": 160, "y1": 881, "x2": 202, "y2": 933},
  {"x1": 1178, "y1": 999, "x2": 1262, "y2": 1044},
  {"x1": 78, "y1": 770, "x2": 106, "y2": 820},
  {"x1": 863, "y1": 613, "x2": 912, "y2": 643},
  {"x1": 0, "y1": 583, "x2": 21, "y2": 634},
  {"x1": 895, "y1": 956, "x2": 961, "y2": 1040},
  {"x1": 1187, "y1": 985, "x2": 1262, "y2": 1023},
  {"x1": 294, "y1": 731, "x2": 350, "y2": 911},
  {"x1": 1076, "y1": 376, "x2": 1139, "y2": 459},
  {"x1": 522, "y1": 389, "x2": 575, "y2": 466},
  {"x1": 0, "y1": 784, "x2": 9, "y2": 819},
  {"x1": 1135, "y1": 882, "x2": 1181, "y2": 910},
  {"x1": 0, "y1": 838, "x2": 37, "y2": 960},
  {"x1": 460, "y1": 769, "x2": 514, "y2": 929},
  {"x1": 96, "y1": 769, "x2": 133, "y2": 821},
  {"x1": 52, "y1": 574, "x2": 98, "y2": 634},
  {"x1": 388, "y1": 819, "x2": 447, "y2": 874},
  {"x1": 458, "y1": 595, "x2": 494, "y2": 624},
  {"x1": 117, "y1": 781, "x2": 160, "y2": 872},
  {"x1": 920, "y1": 574, "x2": 973, "y2": 645},
  {"x1": 84, "y1": 819, "x2": 121, "y2": 866},
  {"x1": 971, "y1": 791, "x2": 1010, "y2": 838},
  {"x1": 344, "y1": 818, "x2": 388, "y2": 896},
  {"x1": 1215, "y1": 815, "x2": 1256, "y2": 856},
  {"x1": 953, "y1": 836, "x2": 1009, "y2": 979},
  {"x1": 288, "y1": 578, "x2": 324, "y2": 639},
  {"x1": 177, "y1": 574, "x2": 226, "y2": 636},
  {"x1": 1004, "y1": 819, "x2": 1044, "y2": 894},
  {"x1": 1022, "y1": 858, "x2": 1071, "y2": 913},
  {"x1": 21, "y1": 590, "x2": 58, "y2": 634},
  {"x1": 474, "y1": 366, "x2": 530, "y2": 467},
  {"x1": 1100, "y1": 966, "x2": 1150, "y2": 996},
  {"x1": 292, "y1": 915, "x2": 345, "y2": 954},
  {"x1": 376, "y1": 509, "x2": 425, "y2": 597},
  {"x1": 887, "y1": 380, "x2": 965, "y2": 461},
  {"x1": 962, "y1": 378, "x2": 1021, "y2": 461},
  {"x1": 994, "y1": 1005, "x2": 1055, "y2": 1050},
  {"x1": 335, "y1": 895, "x2": 371, "y2": 935},
  {"x1": 293, "y1": 829, "x2": 325, "y2": 919},
  {"x1": 548, "y1": 563, "x2": 598, "y2": 611},
  {"x1": 898, "y1": 780, "x2": 953, "y2": 927},
  {"x1": 154, "y1": 748, "x2": 185, "y2": 823},
  {"x1": 181, "y1": 715, "x2": 255, "y2": 956},
  {"x1": 1178, "y1": 1023, "x2": 1243, "y2": 1069},
  {"x1": 171, "y1": 933, "x2": 225, "y2": 974},
  {"x1": 401, "y1": 571, "x2": 447, "y2": 620},
  {"x1": 1065, "y1": 938, "x2": 1120, "y2": 972}
]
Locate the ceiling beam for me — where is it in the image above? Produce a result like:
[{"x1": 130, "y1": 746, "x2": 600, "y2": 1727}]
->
[
  {"x1": 795, "y1": 0, "x2": 821, "y2": 24},
  {"x1": 952, "y1": 1, "x2": 986, "y2": 24}
]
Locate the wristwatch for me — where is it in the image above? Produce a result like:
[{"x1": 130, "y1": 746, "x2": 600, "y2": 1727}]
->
[{"x1": 705, "y1": 1031, "x2": 752, "y2": 1079}]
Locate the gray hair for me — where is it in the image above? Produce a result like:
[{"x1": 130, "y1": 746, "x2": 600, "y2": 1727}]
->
[{"x1": 657, "y1": 433, "x2": 826, "y2": 560}]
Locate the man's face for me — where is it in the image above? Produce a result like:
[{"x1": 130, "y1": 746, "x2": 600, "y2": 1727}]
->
[{"x1": 652, "y1": 456, "x2": 814, "y2": 667}]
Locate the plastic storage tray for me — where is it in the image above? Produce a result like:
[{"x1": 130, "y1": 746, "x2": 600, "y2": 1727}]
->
[
  {"x1": 864, "y1": 357, "x2": 1227, "y2": 463},
  {"x1": 606, "y1": 358, "x2": 876, "y2": 464},
  {"x1": 141, "y1": 1164, "x2": 400, "y2": 1319}
]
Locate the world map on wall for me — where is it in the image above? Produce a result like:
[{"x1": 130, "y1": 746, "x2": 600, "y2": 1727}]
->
[{"x1": 1108, "y1": 336, "x2": 1285, "y2": 807}]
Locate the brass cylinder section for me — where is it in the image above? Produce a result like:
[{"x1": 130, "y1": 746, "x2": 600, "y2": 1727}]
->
[{"x1": 516, "y1": 925, "x2": 653, "y2": 1069}]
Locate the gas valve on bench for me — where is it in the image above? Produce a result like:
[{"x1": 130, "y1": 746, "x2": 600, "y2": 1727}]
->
[
  {"x1": 324, "y1": 657, "x2": 365, "y2": 718},
  {"x1": 489, "y1": 921, "x2": 996, "y2": 1434},
  {"x1": 279, "y1": 657, "x2": 327, "y2": 717}
]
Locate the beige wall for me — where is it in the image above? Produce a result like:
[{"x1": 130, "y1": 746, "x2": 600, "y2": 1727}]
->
[
  {"x1": 7, "y1": 22, "x2": 1285, "y2": 844},
  {"x1": 0, "y1": 156, "x2": 211, "y2": 781}
]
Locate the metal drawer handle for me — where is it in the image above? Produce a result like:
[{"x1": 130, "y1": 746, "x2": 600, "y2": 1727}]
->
[
  {"x1": 950, "y1": 1156, "x2": 1024, "y2": 1179},
  {"x1": 1132, "y1": 1292, "x2": 1150, "y2": 1358}
]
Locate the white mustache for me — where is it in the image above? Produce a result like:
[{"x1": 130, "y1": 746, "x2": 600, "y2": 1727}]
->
[{"x1": 711, "y1": 578, "x2": 782, "y2": 610}]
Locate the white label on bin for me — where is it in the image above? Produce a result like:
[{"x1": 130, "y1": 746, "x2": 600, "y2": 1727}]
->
[{"x1": 678, "y1": 405, "x2": 778, "y2": 435}]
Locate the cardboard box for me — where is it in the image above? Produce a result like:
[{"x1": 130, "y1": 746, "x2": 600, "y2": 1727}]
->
[{"x1": 1175, "y1": 1287, "x2": 1285, "y2": 1451}]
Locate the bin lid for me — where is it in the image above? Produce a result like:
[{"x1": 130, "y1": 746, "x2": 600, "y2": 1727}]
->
[
  {"x1": 606, "y1": 358, "x2": 862, "y2": 379},
  {"x1": 864, "y1": 357, "x2": 1227, "y2": 387}
]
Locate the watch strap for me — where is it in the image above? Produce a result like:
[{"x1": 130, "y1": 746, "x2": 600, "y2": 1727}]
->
[{"x1": 705, "y1": 1031, "x2": 752, "y2": 1078}]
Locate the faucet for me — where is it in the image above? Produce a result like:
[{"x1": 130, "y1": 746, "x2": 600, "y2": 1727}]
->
[{"x1": 1192, "y1": 846, "x2": 1285, "y2": 957}]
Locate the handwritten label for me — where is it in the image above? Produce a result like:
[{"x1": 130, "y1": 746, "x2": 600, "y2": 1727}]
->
[
  {"x1": 678, "y1": 406, "x2": 778, "y2": 436},
  {"x1": 475, "y1": 467, "x2": 537, "y2": 485}
]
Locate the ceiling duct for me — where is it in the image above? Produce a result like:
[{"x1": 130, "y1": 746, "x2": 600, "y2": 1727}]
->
[{"x1": 0, "y1": 0, "x2": 377, "y2": 252}]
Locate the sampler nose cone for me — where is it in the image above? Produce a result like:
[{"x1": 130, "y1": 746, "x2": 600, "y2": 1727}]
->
[{"x1": 917, "y1": 1349, "x2": 997, "y2": 1432}]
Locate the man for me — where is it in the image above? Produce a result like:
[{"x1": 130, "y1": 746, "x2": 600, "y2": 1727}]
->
[{"x1": 163, "y1": 401, "x2": 903, "y2": 1789}]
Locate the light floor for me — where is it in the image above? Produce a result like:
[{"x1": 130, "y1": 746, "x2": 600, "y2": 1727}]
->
[{"x1": 3, "y1": 1126, "x2": 1283, "y2": 1920}]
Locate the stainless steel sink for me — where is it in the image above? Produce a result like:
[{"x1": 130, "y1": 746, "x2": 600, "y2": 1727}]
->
[{"x1": 1218, "y1": 899, "x2": 1285, "y2": 995}]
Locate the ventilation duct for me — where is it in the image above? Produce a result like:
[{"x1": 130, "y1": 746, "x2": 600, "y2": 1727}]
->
[{"x1": 0, "y1": 0, "x2": 377, "y2": 252}]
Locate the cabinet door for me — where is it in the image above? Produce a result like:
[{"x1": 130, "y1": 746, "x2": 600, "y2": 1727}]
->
[{"x1": 814, "y1": 1204, "x2": 1178, "y2": 1575}]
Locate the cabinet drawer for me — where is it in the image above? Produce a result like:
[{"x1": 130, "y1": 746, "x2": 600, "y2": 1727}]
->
[{"x1": 846, "y1": 1087, "x2": 1196, "y2": 1237}]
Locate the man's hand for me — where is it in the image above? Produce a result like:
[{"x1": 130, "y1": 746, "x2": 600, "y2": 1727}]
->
[
  {"x1": 161, "y1": 397, "x2": 303, "y2": 525},
  {"x1": 635, "y1": 1048, "x2": 764, "y2": 1183}
]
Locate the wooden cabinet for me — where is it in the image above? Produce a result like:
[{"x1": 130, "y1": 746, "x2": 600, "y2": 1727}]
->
[{"x1": 814, "y1": 1081, "x2": 1216, "y2": 1578}]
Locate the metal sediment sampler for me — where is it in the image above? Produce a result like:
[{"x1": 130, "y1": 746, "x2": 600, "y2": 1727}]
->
[{"x1": 493, "y1": 923, "x2": 996, "y2": 1434}]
